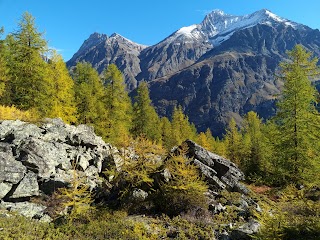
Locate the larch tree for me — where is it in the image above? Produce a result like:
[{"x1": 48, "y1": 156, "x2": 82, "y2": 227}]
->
[
  {"x1": 47, "y1": 51, "x2": 77, "y2": 123},
  {"x1": 196, "y1": 128, "x2": 227, "y2": 157},
  {"x1": 5, "y1": 12, "x2": 52, "y2": 117},
  {"x1": 160, "y1": 116, "x2": 173, "y2": 150},
  {"x1": 103, "y1": 64, "x2": 132, "y2": 146},
  {"x1": 197, "y1": 129, "x2": 216, "y2": 152},
  {"x1": 131, "y1": 82, "x2": 161, "y2": 142},
  {"x1": 0, "y1": 27, "x2": 9, "y2": 98},
  {"x1": 171, "y1": 106, "x2": 197, "y2": 146},
  {"x1": 275, "y1": 45, "x2": 320, "y2": 184},
  {"x1": 241, "y1": 111, "x2": 269, "y2": 177},
  {"x1": 212, "y1": 136, "x2": 227, "y2": 157},
  {"x1": 224, "y1": 118, "x2": 243, "y2": 166},
  {"x1": 73, "y1": 62, "x2": 108, "y2": 136}
]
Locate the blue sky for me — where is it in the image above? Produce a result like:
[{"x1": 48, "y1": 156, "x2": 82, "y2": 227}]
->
[{"x1": 1, "y1": 0, "x2": 320, "y2": 61}]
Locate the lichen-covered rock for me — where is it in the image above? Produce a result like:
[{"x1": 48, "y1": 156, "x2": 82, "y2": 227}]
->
[
  {"x1": 10, "y1": 171, "x2": 39, "y2": 199},
  {"x1": 18, "y1": 138, "x2": 61, "y2": 178},
  {"x1": 0, "y1": 183, "x2": 12, "y2": 199},
  {"x1": 0, "y1": 152, "x2": 26, "y2": 184},
  {"x1": 132, "y1": 188, "x2": 149, "y2": 201},
  {"x1": 0, "y1": 120, "x2": 43, "y2": 146},
  {"x1": 0, "y1": 201, "x2": 46, "y2": 219}
]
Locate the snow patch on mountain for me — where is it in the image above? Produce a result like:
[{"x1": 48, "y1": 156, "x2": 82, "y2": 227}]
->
[
  {"x1": 160, "y1": 24, "x2": 206, "y2": 45},
  {"x1": 176, "y1": 25, "x2": 199, "y2": 37},
  {"x1": 109, "y1": 33, "x2": 148, "y2": 49}
]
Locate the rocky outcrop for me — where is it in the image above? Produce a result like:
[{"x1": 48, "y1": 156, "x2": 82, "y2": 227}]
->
[
  {"x1": 167, "y1": 140, "x2": 248, "y2": 196},
  {"x1": 164, "y1": 140, "x2": 259, "y2": 240},
  {"x1": 0, "y1": 118, "x2": 123, "y2": 219},
  {"x1": 184, "y1": 140, "x2": 247, "y2": 194}
]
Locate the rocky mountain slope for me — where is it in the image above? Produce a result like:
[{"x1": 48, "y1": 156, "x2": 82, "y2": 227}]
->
[
  {"x1": 67, "y1": 9, "x2": 320, "y2": 136},
  {"x1": 67, "y1": 32, "x2": 147, "y2": 90}
]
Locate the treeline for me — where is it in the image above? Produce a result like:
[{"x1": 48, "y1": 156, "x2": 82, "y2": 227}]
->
[{"x1": 0, "y1": 13, "x2": 319, "y2": 187}]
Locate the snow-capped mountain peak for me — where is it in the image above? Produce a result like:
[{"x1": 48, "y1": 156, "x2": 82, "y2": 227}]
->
[
  {"x1": 211, "y1": 9, "x2": 226, "y2": 15},
  {"x1": 201, "y1": 9, "x2": 301, "y2": 46},
  {"x1": 106, "y1": 33, "x2": 148, "y2": 53},
  {"x1": 109, "y1": 32, "x2": 137, "y2": 44},
  {"x1": 77, "y1": 32, "x2": 108, "y2": 53},
  {"x1": 158, "y1": 9, "x2": 302, "y2": 47}
]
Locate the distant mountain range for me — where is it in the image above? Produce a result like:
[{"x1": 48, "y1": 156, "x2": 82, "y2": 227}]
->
[{"x1": 67, "y1": 9, "x2": 320, "y2": 136}]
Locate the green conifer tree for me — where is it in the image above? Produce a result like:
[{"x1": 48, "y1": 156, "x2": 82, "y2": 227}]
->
[
  {"x1": 131, "y1": 82, "x2": 161, "y2": 142},
  {"x1": 5, "y1": 12, "x2": 52, "y2": 116},
  {"x1": 103, "y1": 64, "x2": 132, "y2": 146},
  {"x1": 275, "y1": 45, "x2": 320, "y2": 184},
  {"x1": 0, "y1": 27, "x2": 9, "y2": 98}
]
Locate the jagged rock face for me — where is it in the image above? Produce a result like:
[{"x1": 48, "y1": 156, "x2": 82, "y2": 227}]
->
[
  {"x1": 67, "y1": 33, "x2": 146, "y2": 90},
  {"x1": 136, "y1": 30, "x2": 212, "y2": 82},
  {"x1": 182, "y1": 140, "x2": 247, "y2": 193}
]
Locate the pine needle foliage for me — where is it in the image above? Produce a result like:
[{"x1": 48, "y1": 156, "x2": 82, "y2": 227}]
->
[
  {"x1": 170, "y1": 106, "x2": 197, "y2": 147},
  {"x1": 108, "y1": 137, "x2": 165, "y2": 198},
  {"x1": 197, "y1": 132, "x2": 213, "y2": 152},
  {"x1": 224, "y1": 118, "x2": 243, "y2": 166},
  {"x1": 255, "y1": 186, "x2": 320, "y2": 240},
  {"x1": 0, "y1": 27, "x2": 9, "y2": 98},
  {"x1": 241, "y1": 111, "x2": 270, "y2": 178},
  {"x1": 72, "y1": 62, "x2": 109, "y2": 137},
  {"x1": 160, "y1": 116, "x2": 174, "y2": 150}
]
